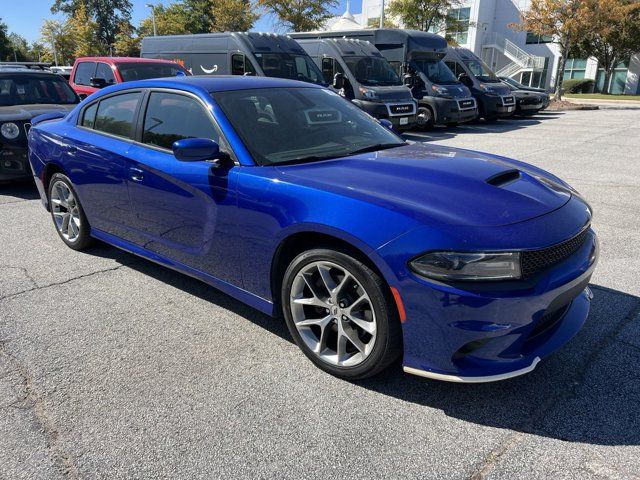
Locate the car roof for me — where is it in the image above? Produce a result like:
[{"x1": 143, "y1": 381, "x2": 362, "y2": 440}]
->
[
  {"x1": 0, "y1": 69, "x2": 59, "y2": 75},
  {"x1": 75, "y1": 57, "x2": 181, "y2": 65},
  {"x1": 102, "y1": 75, "x2": 324, "y2": 94}
]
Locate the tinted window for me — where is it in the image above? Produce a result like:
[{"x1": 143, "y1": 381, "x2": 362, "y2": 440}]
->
[
  {"x1": 95, "y1": 63, "x2": 116, "y2": 85},
  {"x1": 0, "y1": 74, "x2": 78, "y2": 106},
  {"x1": 253, "y1": 53, "x2": 325, "y2": 85},
  {"x1": 81, "y1": 102, "x2": 98, "y2": 128},
  {"x1": 142, "y1": 92, "x2": 219, "y2": 150},
  {"x1": 213, "y1": 87, "x2": 403, "y2": 166},
  {"x1": 321, "y1": 58, "x2": 335, "y2": 84},
  {"x1": 117, "y1": 62, "x2": 188, "y2": 82},
  {"x1": 74, "y1": 62, "x2": 96, "y2": 86},
  {"x1": 343, "y1": 56, "x2": 401, "y2": 86},
  {"x1": 94, "y1": 92, "x2": 141, "y2": 138}
]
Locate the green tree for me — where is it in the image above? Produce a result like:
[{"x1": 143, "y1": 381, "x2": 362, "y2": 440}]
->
[
  {"x1": 0, "y1": 18, "x2": 11, "y2": 61},
  {"x1": 66, "y1": 2, "x2": 104, "y2": 57},
  {"x1": 386, "y1": 0, "x2": 463, "y2": 32},
  {"x1": 511, "y1": 0, "x2": 589, "y2": 101},
  {"x1": 138, "y1": 3, "x2": 193, "y2": 37},
  {"x1": 113, "y1": 21, "x2": 140, "y2": 56},
  {"x1": 577, "y1": 0, "x2": 640, "y2": 94},
  {"x1": 40, "y1": 19, "x2": 75, "y2": 65},
  {"x1": 367, "y1": 16, "x2": 398, "y2": 28},
  {"x1": 8, "y1": 33, "x2": 31, "y2": 61},
  {"x1": 211, "y1": 0, "x2": 260, "y2": 31},
  {"x1": 51, "y1": 0, "x2": 132, "y2": 47},
  {"x1": 183, "y1": 0, "x2": 216, "y2": 33},
  {"x1": 257, "y1": 0, "x2": 338, "y2": 32}
]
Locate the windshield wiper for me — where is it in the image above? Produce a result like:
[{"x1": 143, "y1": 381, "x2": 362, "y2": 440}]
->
[{"x1": 347, "y1": 142, "x2": 406, "y2": 156}]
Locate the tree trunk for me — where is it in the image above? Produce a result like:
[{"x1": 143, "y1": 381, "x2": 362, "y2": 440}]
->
[
  {"x1": 554, "y1": 39, "x2": 571, "y2": 101},
  {"x1": 602, "y1": 69, "x2": 612, "y2": 94}
]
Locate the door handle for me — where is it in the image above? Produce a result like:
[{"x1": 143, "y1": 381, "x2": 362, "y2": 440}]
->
[{"x1": 130, "y1": 167, "x2": 144, "y2": 182}]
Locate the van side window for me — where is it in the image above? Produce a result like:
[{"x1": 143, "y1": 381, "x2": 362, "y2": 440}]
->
[
  {"x1": 231, "y1": 54, "x2": 257, "y2": 76},
  {"x1": 321, "y1": 58, "x2": 335, "y2": 84},
  {"x1": 445, "y1": 61, "x2": 464, "y2": 78},
  {"x1": 95, "y1": 63, "x2": 116, "y2": 85},
  {"x1": 74, "y1": 62, "x2": 96, "y2": 86},
  {"x1": 142, "y1": 92, "x2": 220, "y2": 151},
  {"x1": 93, "y1": 92, "x2": 141, "y2": 139}
]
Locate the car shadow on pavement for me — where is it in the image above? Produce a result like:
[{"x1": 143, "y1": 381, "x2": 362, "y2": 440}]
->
[
  {"x1": 404, "y1": 112, "x2": 564, "y2": 142},
  {"x1": 91, "y1": 241, "x2": 640, "y2": 447},
  {"x1": 0, "y1": 179, "x2": 40, "y2": 201}
]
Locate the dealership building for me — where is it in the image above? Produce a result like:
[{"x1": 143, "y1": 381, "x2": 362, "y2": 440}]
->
[{"x1": 345, "y1": 0, "x2": 640, "y2": 94}]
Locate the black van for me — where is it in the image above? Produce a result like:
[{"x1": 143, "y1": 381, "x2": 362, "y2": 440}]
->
[
  {"x1": 295, "y1": 38, "x2": 417, "y2": 131},
  {"x1": 291, "y1": 29, "x2": 478, "y2": 128},
  {"x1": 141, "y1": 32, "x2": 326, "y2": 85}
]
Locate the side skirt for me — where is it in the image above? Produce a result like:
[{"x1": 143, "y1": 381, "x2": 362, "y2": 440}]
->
[{"x1": 90, "y1": 228, "x2": 275, "y2": 316}]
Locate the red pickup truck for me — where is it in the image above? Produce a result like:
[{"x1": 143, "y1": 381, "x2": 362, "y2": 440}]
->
[{"x1": 69, "y1": 57, "x2": 189, "y2": 98}]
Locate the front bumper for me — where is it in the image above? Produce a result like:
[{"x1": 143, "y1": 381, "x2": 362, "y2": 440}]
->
[
  {"x1": 517, "y1": 101, "x2": 544, "y2": 113},
  {"x1": 425, "y1": 97, "x2": 478, "y2": 125},
  {"x1": 0, "y1": 147, "x2": 31, "y2": 181},
  {"x1": 477, "y1": 94, "x2": 516, "y2": 119},
  {"x1": 353, "y1": 99, "x2": 417, "y2": 131},
  {"x1": 377, "y1": 204, "x2": 598, "y2": 382}
]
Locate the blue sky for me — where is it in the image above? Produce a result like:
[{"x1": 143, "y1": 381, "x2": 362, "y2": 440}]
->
[{"x1": 2, "y1": 0, "x2": 363, "y2": 43}]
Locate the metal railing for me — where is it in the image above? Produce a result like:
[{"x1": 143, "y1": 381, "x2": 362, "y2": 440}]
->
[{"x1": 483, "y1": 32, "x2": 546, "y2": 70}]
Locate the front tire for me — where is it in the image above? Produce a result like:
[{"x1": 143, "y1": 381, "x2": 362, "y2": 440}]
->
[
  {"x1": 281, "y1": 249, "x2": 402, "y2": 379},
  {"x1": 416, "y1": 106, "x2": 434, "y2": 130},
  {"x1": 48, "y1": 173, "x2": 93, "y2": 250}
]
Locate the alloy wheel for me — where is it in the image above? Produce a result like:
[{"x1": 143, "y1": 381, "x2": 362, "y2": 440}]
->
[
  {"x1": 50, "y1": 180, "x2": 81, "y2": 242},
  {"x1": 289, "y1": 261, "x2": 377, "y2": 367}
]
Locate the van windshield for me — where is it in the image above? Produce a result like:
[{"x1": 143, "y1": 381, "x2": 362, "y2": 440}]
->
[
  {"x1": 463, "y1": 59, "x2": 500, "y2": 82},
  {"x1": 343, "y1": 56, "x2": 401, "y2": 86},
  {"x1": 253, "y1": 53, "x2": 325, "y2": 85},
  {"x1": 411, "y1": 59, "x2": 458, "y2": 84}
]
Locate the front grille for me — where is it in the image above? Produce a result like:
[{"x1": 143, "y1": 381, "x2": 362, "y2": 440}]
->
[
  {"x1": 388, "y1": 103, "x2": 415, "y2": 116},
  {"x1": 458, "y1": 99, "x2": 475, "y2": 110},
  {"x1": 521, "y1": 227, "x2": 590, "y2": 278},
  {"x1": 502, "y1": 96, "x2": 515, "y2": 106}
]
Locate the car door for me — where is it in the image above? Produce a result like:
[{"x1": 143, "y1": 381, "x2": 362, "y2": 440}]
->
[
  {"x1": 67, "y1": 91, "x2": 143, "y2": 243},
  {"x1": 71, "y1": 61, "x2": 97, "y2": 98},
  {"x1": 125, "y1": 89, "x2": 241, "y2": 285}
]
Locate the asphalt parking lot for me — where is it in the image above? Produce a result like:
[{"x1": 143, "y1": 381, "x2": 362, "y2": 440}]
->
[{"x1": 1, "y1": 109, "x2": 639, "y2": 479}]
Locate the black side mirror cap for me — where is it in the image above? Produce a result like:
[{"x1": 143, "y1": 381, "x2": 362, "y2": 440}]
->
[
  {"x1": 89, "y1": 77, "x2": 107, "y2": 89},
  {"x1": 333, "y1": 72, "x2": 345, "y2": 90}
]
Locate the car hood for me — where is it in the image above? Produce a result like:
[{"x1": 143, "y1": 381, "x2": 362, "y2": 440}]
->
[
  {"x1": 0, "y1": 104, "x2": 76, "y2": 122},
  {"x1": 277, "y1": 143, "x2": 572, "y2": 227}
]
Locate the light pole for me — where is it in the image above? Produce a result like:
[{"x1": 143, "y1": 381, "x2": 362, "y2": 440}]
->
[
  {"x1": 379, "y1": 0, "x2": 385, "y2": 28},
  {"x1": 146, "y1": 3, "x2": 157, "y2": 36}
]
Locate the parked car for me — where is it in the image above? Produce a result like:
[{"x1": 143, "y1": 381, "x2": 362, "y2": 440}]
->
[
  {"x1": 28, "y1": 76, "x2": 598, "y2": 382},
  {"x1": 50, "y1": 66, "x2": 73, "y2": 82},
  {"x1": 501, "y1": 81, "x2": 549, "y2": 115},
  {"x1": 444, "y1": 47, "x2": 516, "y2": 120},
  {"x1": 141, "y1": 32, "x2": 326, "y2": 86},
  {"x1": 0, "y1": 64, "x2": 79, "y2": 182},
  {"x1": 294, "y1": 38, "x2": 417, "y2": 131},
  {"x1": 69, "y1": 57, "x2": 189, "y2": 99},
  {"x1": 291, "y1": 29, "x2": 478, "y2": 129},
  {"x1": 499, "y1": 76, "x2": 548, "y2": 94}
]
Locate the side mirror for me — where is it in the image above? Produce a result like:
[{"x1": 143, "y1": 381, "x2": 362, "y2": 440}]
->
[
  {"x1": 89, "y1": 77, "x2": 107, "y2": 89},
  {"x1": 333, "y1": 72, "x2": 345, "y2": 89},
  {"x1": 458, "y1": 73, "x2": 472, "y2": 88},
  {"x1": 402, "y1": 74, "x2": 415, "y2": 87},
  {"x1": 379, "y1": 119, "x2": 393, "y2": 130},
  {"x1": 172, "y1": 138, "x2": 222, "y2": 162},
  {"x1": 78, "y1": 93, "x2": 88, "y2": 100}
]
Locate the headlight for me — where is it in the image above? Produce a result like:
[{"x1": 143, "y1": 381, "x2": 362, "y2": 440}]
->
[
  {"x1": 431, "y1": 85, "x2": 449, "y2": 97},
  {"x1": 410, "y1": 251, "x2": 521, "y2": 281},
  {"x1": 1, "y1": 122, "x2": 20, "y2": 139},
  {"x1": 359, "y1": 87, "x2": 379, "y2": 100},
  {"x1": 478, "y1": 83, "x2": 496, "y2": 94}
]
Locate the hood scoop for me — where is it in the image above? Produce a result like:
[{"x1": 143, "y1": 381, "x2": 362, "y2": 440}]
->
[{"x1": 486, "y1": 169, "x2": 521, "y2": 187}]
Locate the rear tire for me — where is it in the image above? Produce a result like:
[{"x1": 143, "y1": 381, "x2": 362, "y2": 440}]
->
[
  {"x1": 281, "y1": 249, "x2": 402, "y2": 380},
  {"x1": 47, "y1": 173, "x2": 93, "y2": 251}
]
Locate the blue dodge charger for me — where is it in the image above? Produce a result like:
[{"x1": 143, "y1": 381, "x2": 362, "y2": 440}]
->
[{"x1": 28, "y1": 76, "x2": 598, "y2": 382}]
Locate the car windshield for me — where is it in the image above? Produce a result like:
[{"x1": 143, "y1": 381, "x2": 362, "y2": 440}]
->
[
  {"x1": 342, "y1": 56, "x2": 401, "y2": 86},
  {"x1": 464, "y1": 59, "x2": 500, "y2": 82},
  {"x1": 213, "y1": 87, "x2": 405, "y2": 166},
  {"x1": 412, "y1": 59, "x2": 458, "y2": 84},
  {"x1": 253, "y1": 53, "x2": 326, "y2": 85},
  {"x1": 0, "y1": 74, "x2": 78, "y2": 106},
  {"x1": 117, "y1": 62, "x2": 189, "y2": 82}
]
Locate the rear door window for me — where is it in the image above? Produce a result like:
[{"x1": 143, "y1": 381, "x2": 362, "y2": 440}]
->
[
  {"x1": 74, "y1": 62, "x2": 96, "y2": 86},
  {"x1": 93, "y1": 92, "x2": 141, "y2": 139},
  {"x1": 81, "y1": 102, "x2": 98, "y2": 128},
  {"x1": 142, "y1": 91, "x2": 220, "y2": 150}
]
